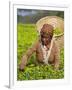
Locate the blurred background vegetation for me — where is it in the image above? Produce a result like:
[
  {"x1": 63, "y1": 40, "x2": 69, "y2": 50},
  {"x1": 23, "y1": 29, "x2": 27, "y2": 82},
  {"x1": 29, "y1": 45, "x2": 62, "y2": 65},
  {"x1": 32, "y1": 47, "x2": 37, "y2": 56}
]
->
[{"x1": 17, "y1": 9, "x2": 64, "y2": 24}]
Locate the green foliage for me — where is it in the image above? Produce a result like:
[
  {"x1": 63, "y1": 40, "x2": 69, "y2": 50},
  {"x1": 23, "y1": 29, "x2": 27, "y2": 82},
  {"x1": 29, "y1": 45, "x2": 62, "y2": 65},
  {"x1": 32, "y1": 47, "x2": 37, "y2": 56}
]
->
[
  {"x1": 17, "y1": 23, "x2": 64, "y2": 80},
  {"x1": 54, "y1": 28, "x2": 62, "y2": 35}
]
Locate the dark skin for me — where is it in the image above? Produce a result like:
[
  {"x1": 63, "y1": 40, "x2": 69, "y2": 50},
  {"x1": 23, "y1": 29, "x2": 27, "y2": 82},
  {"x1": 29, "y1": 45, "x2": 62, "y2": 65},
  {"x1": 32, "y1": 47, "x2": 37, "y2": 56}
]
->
[{"x1": 40, "y1": 24, "x2": 53, "y2": 49}]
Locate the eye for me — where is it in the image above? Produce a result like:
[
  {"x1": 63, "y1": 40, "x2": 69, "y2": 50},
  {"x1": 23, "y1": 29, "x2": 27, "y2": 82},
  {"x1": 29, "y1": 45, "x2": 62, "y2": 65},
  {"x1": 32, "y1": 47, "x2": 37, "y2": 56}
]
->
[{"x1": 41, "y1": 34, "x2": 44, "y2": 38}]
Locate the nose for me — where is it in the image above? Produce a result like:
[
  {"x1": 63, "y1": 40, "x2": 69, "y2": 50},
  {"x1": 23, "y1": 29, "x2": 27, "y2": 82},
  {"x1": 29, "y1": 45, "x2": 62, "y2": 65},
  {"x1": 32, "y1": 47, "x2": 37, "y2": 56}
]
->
[{"x1": 43, "y1": 38, "x2": 46, "y2": 41}]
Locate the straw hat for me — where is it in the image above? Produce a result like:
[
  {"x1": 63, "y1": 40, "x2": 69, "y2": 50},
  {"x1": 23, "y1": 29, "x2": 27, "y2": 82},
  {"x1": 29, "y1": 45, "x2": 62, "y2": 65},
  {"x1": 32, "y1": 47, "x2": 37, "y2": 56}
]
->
[{"x1": 36, "y1": 16, "x2": 64, "y2": 34}]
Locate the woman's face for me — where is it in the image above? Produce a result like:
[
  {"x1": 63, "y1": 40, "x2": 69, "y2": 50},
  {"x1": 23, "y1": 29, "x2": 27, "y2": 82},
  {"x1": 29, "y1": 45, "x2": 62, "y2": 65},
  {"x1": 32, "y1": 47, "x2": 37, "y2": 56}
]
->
[
  {"x1": 40, "y1": 31, "x2": 53, "y2": 46},
  {"x1": 40, "y1": 24, "x2": 54, "y2": 46}
]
